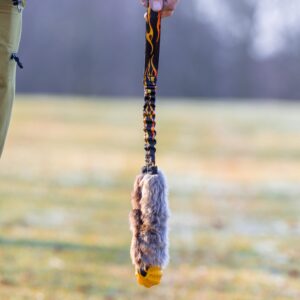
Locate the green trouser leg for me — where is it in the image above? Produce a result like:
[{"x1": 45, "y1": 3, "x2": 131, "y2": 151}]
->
[{"x1": 0, "y1": 1, "x2": 22, "y2": 158}]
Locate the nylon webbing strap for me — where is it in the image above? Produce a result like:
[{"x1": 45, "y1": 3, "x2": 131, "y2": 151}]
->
[{"x1": 143, "y1": 7, "x2": 161, "y2": 175}]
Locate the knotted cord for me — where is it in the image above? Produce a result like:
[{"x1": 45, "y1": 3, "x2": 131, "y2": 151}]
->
[{"x1": 143, "y1": 8, "x2": 162, "y2": 175}]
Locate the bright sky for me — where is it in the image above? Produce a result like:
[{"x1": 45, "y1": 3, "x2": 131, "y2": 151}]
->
[{"x1": 195, "y1": 0, "x2": 300, "y2": 58}]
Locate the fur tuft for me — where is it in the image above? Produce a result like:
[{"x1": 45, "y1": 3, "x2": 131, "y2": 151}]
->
[
  {"x1": 129, "y1": 173, "x2": 144, "y2": 267},
  {"x1": 129, "y1": 170, "x2": 169, "y2": 270}
]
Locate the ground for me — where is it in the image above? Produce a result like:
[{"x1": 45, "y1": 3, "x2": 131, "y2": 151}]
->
[{"x1": 0, "y1": 95, "x2": 299, "y2": 300}]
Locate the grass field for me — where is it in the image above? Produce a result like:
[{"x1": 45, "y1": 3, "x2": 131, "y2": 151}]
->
[{"x1": 0, "y1": 95, "x2": 299, "y2": 300}]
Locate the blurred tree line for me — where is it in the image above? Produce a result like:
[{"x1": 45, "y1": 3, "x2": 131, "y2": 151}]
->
[{"x1": 18, "y1": 0, "x2": 300, "y2": 100}]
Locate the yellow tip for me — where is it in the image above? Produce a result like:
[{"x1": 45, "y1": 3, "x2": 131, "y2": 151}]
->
[{"x1": 135, "y1": 266, "x2": 163, "y2": 288}]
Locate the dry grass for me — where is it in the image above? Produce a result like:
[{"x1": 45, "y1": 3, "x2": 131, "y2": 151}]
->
[{"x1": 0, "y1": 95, "x2": 299, "y2": 299}]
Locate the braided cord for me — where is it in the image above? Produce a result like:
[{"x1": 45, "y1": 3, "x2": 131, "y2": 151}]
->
[{"x1": 143, "y1": 8, "x2": 161, "y2": 175}]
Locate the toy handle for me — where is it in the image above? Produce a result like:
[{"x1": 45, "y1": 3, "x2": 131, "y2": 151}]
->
[
  {"x1": 143, "y1": 8, "x2": 162, "y2": 174},
  {"x1": 144, "y1": 7, "x2": 162, "y2": 87}
]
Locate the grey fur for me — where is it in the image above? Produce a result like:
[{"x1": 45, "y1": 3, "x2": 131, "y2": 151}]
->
[
  {"x1": 129, "y1": 173, "x2": 144, "y2": 268},
  {"x1": 129, "y1": 170, "x2": 169, "y2": 270}
]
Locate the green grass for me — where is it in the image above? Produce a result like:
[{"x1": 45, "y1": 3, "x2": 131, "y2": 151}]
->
[{"x1": 0, "y1": 95, "x2": 299, "y2": 299}]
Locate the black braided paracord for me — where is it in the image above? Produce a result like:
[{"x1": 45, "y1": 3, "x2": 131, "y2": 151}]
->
[
  {"x1": 142, "y1": 8, "x2": 161, "y2": 175},
  {"x1": 143, "y1": 85, "x2": 157, "y2": 174}
]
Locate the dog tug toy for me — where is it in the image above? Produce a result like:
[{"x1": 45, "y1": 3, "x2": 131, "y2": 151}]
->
[{"x1": 129, "y1": 6, "x2": 169, "y2": 288}]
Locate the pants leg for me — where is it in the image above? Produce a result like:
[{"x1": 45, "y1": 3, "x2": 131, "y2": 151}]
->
[{"x1": 0, "y1": 1, "x2": 23, "y2": 158}]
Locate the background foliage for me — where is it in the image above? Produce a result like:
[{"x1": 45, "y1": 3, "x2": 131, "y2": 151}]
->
[{"x1": 18, "y1": 0, "x2": 300, "y2": 99}]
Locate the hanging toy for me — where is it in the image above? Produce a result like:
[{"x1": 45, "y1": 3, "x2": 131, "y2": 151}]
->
[{"x1": 129, "y1": 5, "x2": 170, "y2": 288}]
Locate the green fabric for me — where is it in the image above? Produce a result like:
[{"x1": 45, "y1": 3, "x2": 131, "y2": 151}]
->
[{"x1": 0, "y1": 1, "x2": 22, "y2": 158}]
